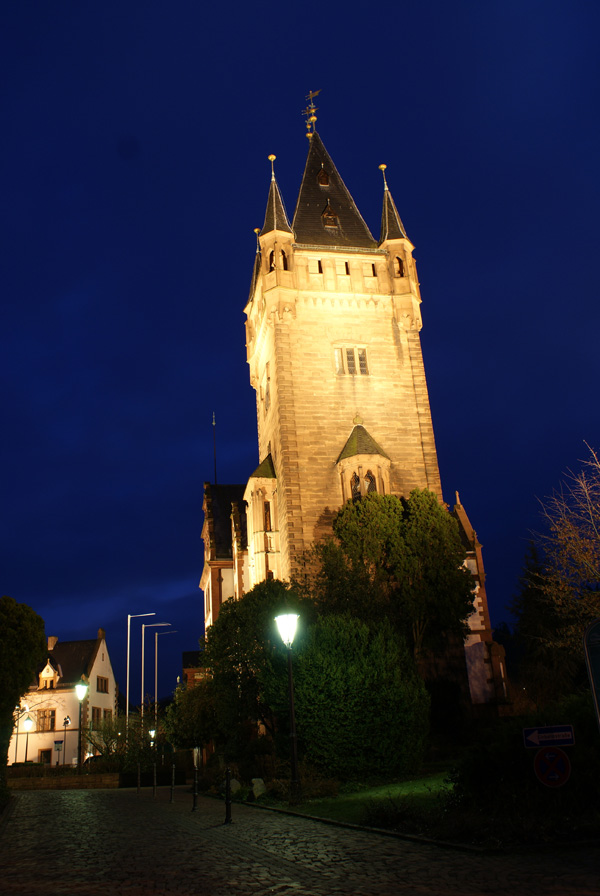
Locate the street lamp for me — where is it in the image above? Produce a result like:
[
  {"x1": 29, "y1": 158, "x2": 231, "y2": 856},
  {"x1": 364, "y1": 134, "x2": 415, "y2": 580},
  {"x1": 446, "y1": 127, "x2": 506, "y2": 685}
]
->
[
  {"x1": 126, "y1": 612, "x2": 155, "y2": 740},
  {"x1": 23, "y1": 715, "x2": 34, "y2": 764},
  {"x1": 275, "y1": 613, "x2": 300, "y2": 802},
  {"x1": 141, "y1": 623, "x2": 170, "y2": 721},
  {"x1": 63, "y1": 716, "x2": 71, "y2": 766},
  {"x1": 75, "y1": 676, "x2": 88, "y2": 772},
  {"x1": 155, "y1": 629, "x2": 177, "y2": 731}
]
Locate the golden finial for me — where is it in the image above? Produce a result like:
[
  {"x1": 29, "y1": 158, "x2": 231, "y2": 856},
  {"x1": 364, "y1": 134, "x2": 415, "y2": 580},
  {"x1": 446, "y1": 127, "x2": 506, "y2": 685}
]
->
[
  {"x1": 353, "y1": 413, "x2": 363, "y2": 425},
  {"x1": 253, "y1": 227, "x2": 260, "y2": 251},
  {"x1": 268, "y1": 154, "x2": 276, "y2": 180},
  {"x1": 303, "y1": 89, "x2": 321, "y2": 138},
  {"x1": 378, "y1": 164, "x2": 388, "y2": 189}
]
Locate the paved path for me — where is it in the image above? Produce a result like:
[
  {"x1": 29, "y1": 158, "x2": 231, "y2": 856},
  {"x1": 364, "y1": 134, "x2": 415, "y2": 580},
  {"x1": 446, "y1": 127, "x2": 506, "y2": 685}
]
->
[{"x1": 0, "y1": 787, "x2": 598, "y2": 895}]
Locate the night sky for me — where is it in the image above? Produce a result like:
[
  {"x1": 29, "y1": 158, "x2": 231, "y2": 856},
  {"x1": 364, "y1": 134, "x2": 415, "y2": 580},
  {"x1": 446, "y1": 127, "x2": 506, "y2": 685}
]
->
[{"x1": 3, "y1": 2, "x2": 599, "y2": 700}]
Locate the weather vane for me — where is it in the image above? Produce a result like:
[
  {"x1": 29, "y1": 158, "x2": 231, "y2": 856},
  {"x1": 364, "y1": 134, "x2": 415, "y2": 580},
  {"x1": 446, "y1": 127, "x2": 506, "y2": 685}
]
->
[{"x1": 302, "y1": 89, "x2": 321, "y2": 138}]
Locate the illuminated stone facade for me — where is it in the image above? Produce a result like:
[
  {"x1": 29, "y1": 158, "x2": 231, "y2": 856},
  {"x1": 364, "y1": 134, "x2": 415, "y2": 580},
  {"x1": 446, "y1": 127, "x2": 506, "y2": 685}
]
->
[{"x1": 200, "y1": 123, "x2": 508, "y2": 710}]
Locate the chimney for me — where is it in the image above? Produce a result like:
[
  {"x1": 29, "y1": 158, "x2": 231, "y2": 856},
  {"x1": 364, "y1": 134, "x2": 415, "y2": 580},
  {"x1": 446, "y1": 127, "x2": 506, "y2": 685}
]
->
[
  {"x1": 97, "y1": 628, "x2": 105, "y2": 641},
  {"x1": 47, "y1": 636, "x2": 58, "y2": 650}
]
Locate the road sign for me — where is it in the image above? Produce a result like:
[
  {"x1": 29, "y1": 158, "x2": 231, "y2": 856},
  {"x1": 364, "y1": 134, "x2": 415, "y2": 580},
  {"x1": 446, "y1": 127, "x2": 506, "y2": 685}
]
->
[
  {"x1": 523, "y1": 724, "x2": 574, "y2": 748},
  {"x1": 533, "y1": 747, "x2": 571, "y2": 788}
]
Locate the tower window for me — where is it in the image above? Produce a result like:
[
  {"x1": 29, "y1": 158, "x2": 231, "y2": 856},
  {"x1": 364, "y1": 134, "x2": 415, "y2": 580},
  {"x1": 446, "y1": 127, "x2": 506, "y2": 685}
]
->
[
  {"x1": 345, "y1": 261, "x2": 350, "y2": 276},
  {"x1": 317, "y1": 168, "x2": 330, "y2": 186},
  {"x1": 371, "y1": 264, "x2": 377, "y2": 277},
  {"x1": 264, "y1": 500, "x2": 271, "y2": 532},
  {"x1": 395, "y1": 256, "x2": 405, "y2": 277},
  {"x1": 269, "y1": 251, "x2": 275, "y2": 271},
  {"x1": 281, "y1": 250, "x2": 288, "y2": 271},
  {"x1": 334, "y1": 346, "x2": 369, "y2": 376},
  {"x1": 365, "y1": 471, "x2": 377, "y2": 493},
  {"x1": 308, "y1": 258, "x2": 323, "y2": 275},
  {"x1": 351, "y1": 473, "x2": 361, "y2": 502}
]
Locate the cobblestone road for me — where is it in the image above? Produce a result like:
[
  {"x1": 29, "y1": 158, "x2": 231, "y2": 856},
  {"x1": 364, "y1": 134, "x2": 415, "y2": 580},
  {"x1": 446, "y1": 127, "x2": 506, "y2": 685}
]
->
[{"x1": 0, "y1": 787, "x2": 598, "y2": 895}]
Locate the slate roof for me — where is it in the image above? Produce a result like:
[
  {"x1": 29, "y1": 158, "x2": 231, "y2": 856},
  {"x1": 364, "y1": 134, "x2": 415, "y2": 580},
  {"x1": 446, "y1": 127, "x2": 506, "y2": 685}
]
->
[
  {"x1": 337, "y1": 424, "x2": 389, "y2": 462},
  {"x1": 260, "y1": 175, "x2": 292, "y2": 235},
  {"x1": 292, "y1": 132, "x2": 377, "y2": 249},
  {"x1": 379, "y1": 182, "x2": 408, "y2": 242},
  {"x1": 249, "y1": 453, "x2": 276, "y2": 479},
  {"x1": 36, "y1": 637, "x2": 101, "y2": 688}
]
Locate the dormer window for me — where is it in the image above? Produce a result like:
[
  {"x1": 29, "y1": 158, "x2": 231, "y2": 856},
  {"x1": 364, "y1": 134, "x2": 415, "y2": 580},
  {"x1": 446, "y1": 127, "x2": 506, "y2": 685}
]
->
[
  {"x1": 317, "y1": 167, "x2": 329, "y2": 186},
  {"x1": 322, "y1": 200, "x2": 339, "y2": 230}
]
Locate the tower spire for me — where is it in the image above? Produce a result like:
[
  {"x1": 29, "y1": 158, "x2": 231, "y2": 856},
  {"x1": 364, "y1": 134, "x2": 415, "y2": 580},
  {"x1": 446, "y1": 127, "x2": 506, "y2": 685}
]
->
[
  {"x1": 378, "y1": 163, "x2": 408, "y2": 243},
  {"x1": 260, "y1": 154, "x2": 292, "y2": 235}
]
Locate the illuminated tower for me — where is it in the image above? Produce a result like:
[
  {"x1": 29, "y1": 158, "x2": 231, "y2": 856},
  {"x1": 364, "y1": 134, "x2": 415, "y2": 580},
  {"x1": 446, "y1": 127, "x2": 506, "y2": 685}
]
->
[{"x1": 201, "y1": 97, "x2": 508, "y2": 709}]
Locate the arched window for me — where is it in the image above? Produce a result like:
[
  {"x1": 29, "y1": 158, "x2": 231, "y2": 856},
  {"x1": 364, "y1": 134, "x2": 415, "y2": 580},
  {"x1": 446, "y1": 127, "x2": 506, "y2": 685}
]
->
[
  {"x1": 365, "y1": 471, "x2": 377, "y2": 494},
  {"x1": 281, "y1": 250, "x2": 288, "y2": 271},
  {"x1": 395, "y1": 256, "x2": 405, "y2": 277},
  {"x1": 351, "y1": 472, "x2": 361, "y2": 502},
  {"x1": 269, "y1": 250, "x2": 275, "y2": 271}
]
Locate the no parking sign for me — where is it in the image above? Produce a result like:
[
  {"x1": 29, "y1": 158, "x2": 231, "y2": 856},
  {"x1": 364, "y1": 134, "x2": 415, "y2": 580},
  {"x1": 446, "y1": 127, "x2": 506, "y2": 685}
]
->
[{"x1": 533, "y1": 746, "x2": 571, "y2": 788}]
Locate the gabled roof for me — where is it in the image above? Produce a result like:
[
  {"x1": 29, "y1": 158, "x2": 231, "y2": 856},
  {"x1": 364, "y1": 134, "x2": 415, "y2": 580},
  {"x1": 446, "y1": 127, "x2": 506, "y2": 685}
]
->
[
  {"x1": 379, "y1": 180, "x2": 408, "y2": 243},
  {"x1": 35, "y1": 632, "x2": 106, "y2": 688},
  {"x1": 292, "y1": 132, "x2": 377, "y2": 249},
  {"x1": 337, "y1": 424, "x2": 389, "y2": 462},
  {"x1": 249, "y1": 453, "x2": 276, "y2": 479},
  {"x1": 260, "y1": 174, "x2": 292, "y2": 236}
]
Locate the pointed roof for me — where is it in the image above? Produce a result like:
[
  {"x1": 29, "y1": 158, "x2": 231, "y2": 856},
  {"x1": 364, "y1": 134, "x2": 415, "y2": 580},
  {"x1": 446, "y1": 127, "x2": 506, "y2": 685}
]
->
[
  {"x1": 292, "y1": 132, "x2": 377, "y2": 249},
  {"x1": 337, "y1": 424, "x2": 389, "y2": 462},
  {"x1": 379, "y1": 167, "x2": 408, "y2": 243},
  {"x1": 248, "y1": 245, "x2": 262, "y2": 302},
  {"x1": 260, "y1": 167, "x2": 292, "y2": 235},
  {"x1": 249, "y1": 453, "x2": 276, "y2": 479}
]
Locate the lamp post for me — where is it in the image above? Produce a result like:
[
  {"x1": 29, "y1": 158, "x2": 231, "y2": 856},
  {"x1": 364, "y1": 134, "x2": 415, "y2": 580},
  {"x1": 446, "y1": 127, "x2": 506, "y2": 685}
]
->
[
  {"x1": 275, "y1": 613, "x2": 300, "y2": 802},
  {"x1": 23, "y1": 715, "x2": 34, "y2": 764},
  {"x1": 126, "y1": 612, "x2": 155, "y2": 740},
  {"x1": 141, "y1": 623, "x2": 170, "y2": 722},
  {"x1": 63, "y1": 716, "x2": 71, "y2": 766},
  {"x1": 76, "y1": 677, "x2": 88, "y2": 772},
  {"x1": 155, "y1": 629, "x2": 177, "y2": 731}
]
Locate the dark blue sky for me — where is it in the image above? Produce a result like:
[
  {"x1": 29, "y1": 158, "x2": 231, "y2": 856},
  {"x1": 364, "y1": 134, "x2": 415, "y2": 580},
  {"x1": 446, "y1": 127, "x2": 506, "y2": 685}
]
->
[{"x1": 2, "y1": 2, "x2": 599, "y2": 699}]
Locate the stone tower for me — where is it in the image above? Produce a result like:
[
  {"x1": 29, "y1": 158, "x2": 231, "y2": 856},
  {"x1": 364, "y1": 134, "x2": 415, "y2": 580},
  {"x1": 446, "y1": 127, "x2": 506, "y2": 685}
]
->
[
  {"x1": 200, "y1": 107, "x2": 508, "y2": 710},
  {"x1": 243, "y1": 124, "x2": 441, "y2": 588}
]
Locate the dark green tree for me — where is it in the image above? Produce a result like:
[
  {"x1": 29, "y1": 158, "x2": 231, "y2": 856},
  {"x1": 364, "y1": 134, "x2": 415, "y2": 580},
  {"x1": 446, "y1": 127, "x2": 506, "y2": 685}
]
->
[
  {"x1": 201, "y1": 579, "x2": 315, "y2": 759},
  {"x1": 306, "y1": 491, "x2": 474, "y2": 661},
  {"x1": 163, "y1": 680, "x2": 217, "y2": 752},
  {"x1": 0, "y1": 596, "x2": 45, "y2": 799},
  {"x1": 290, "y1": 615, "x2": 430, "y2": 778}
]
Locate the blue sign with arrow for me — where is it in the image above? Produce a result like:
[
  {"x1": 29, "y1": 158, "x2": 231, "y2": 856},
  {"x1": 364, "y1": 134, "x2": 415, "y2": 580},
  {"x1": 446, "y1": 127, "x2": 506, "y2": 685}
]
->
[{"x1": 523, "y1": 725, "x2": 575, "y2": 748}]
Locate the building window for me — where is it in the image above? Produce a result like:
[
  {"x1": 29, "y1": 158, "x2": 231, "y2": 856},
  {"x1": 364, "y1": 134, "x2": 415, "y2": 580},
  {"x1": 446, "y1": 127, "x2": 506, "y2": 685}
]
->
[
  {"x1": 365, "y1": 471, "x2": 377, "y2": 493},
  {"x1": 91, "y1": 707, "x2": 102, "y2": 728},
  {"x1": 103, "y1": 709, "x2": 112, "y2": 720},
  {"x1": 264, "y1": 500, "x2": 272, "y2": 532},
  {"x1": 334, "y1": 346, "x2": 369, "y2": 376},
  {"x1": 38, "y1": 709, "x2": 56, "y2": 732},
  {"x1": 269, "y1": 250, "x2": 275, "y2": 271},
  {"x1": 97, "y1": 676, "x2": 109, "y2": 693},
  {"x1": 264, "y1": 363, "x2": 271, "y2": 412},
  {"x1": 317, "y1": 167, "x2": 329, "y2": 185},
  {"x1": 281, "y1": 249, "x2": 288, "y2": 271},
  {"x1": 308, "y1": 258, "x2": 323, "y2": 275},
  {"x1": 351, "y1": 473, "x2": 361, "y2": 502},
  {"x1": 395, "y1": 256, "x2": 405, "y2": 277}
]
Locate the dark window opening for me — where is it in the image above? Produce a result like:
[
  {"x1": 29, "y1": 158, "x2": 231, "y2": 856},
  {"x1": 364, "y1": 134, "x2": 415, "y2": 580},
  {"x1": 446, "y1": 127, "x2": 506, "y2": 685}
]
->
[
  {"x1": 351, "y1": 473, "x2": 361, "y2": 502},
  {"x1": 345, "y1": 261, "x2": 350, "y2": 276},
  {"x1": 269, "y1": 251, "x2": 275, "y2": 271},
  {"x1": 365, "y1": 471, "x2": 377, "y2": 493},
  {"x1": 264, "y1": 500, "x2": 271, "y2": 532},
  {"x1": 281, "y1": 250, "x2": 288, "y2": 271},
  {"x1": 371, "y1": 264, "x2": 377, "y2": 277},
  {"x1": 395, "y1": 256, "x2": 405, "y2": 277},
  {"x1": 318, "y1": 259, "x2": 323, "y2": 274},
  {"x1": 317, "y1": 167, "x2": 329, "y2": 186}
]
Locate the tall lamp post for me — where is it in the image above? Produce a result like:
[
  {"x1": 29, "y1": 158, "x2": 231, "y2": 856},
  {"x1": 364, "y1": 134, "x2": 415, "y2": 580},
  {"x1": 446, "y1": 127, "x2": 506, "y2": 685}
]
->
[
  {"x1": 155, "y1": 629, "x2": 177, "y2": 731},
  {"x1": 76, "y1": 676, "x2": 88, "y2": 772},
  {"x1": 141, "y1": 623, "x2": 170, "y2": 722},
  {"x1": 126, "y1": 612, "x2": 155, "y2": 740},
  {"x1": 23, "y1": 715, "x2": 34, "y2": 764},
  {"x1": 275, "y1": 613, "x2": 300, "y2": 802},
  {"x1": 62, "y1": 716, "x2": 71, "y2": 766}
]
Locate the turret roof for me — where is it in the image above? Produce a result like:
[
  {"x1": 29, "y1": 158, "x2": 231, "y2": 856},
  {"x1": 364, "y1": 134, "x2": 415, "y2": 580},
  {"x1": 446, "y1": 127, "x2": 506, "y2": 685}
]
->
[
  {"x1": 379, "y1": 176, "x2": 408, "y2": 242},
  {"x1": 337, "y1": 424, "x2": 389, "y2": 462},
  {"x1": 292, "y1": 132, "x2": 377, "y2": 249},
  {"x1": 260, "y1": 172, "x2": 292, "y2": 236}
]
